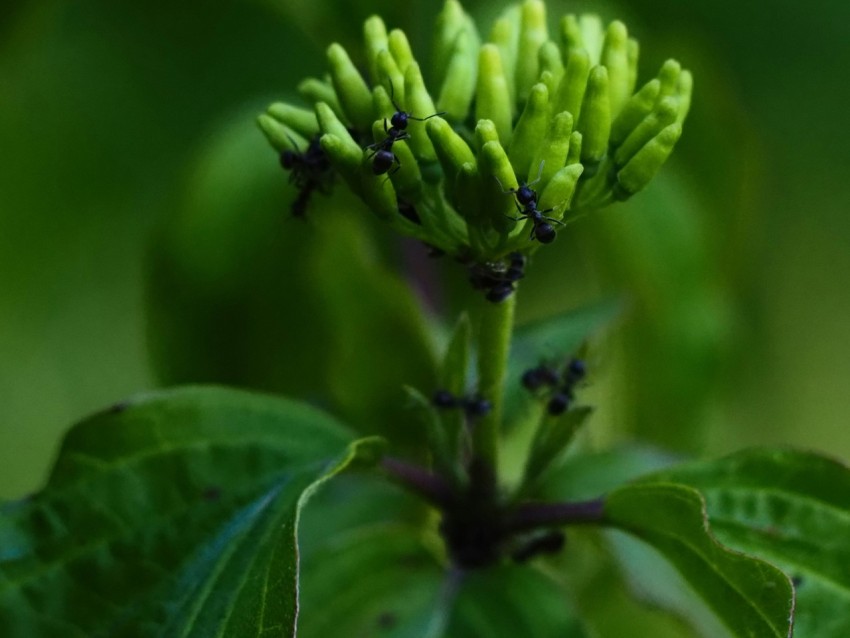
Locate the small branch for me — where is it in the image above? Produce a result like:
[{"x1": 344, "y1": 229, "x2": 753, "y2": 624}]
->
[
  {"x1": 380, "y1": 457, "x2": 453, "y2": 509},
  {"x1": 505, "y1": 498, "x2": 606, "y2": 533}
]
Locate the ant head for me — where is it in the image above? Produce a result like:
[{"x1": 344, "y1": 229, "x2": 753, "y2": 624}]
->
[
  {"x1": 516, "y1": 184, "x2": 537, "y2": 206},
  {"x1": 279, "y1": 150, "x2": 298, "y2": 170},
  {"x1": 535, "y1": 223, "x2": 556, "y2": 244},
  {"x1": 372, "y1": 149, "x2": 395, "y2": 175},
  {"x1": 486, "y1": 282, "x2": 514, "y2": 303},
  {"x1": 390, "y1": 110, "x2": 409, "y2": 130},
  {"x1": 547, "y1": 392, "x2": 571, "y2": 416}
]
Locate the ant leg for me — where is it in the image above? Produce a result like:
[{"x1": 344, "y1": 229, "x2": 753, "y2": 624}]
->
[
  {"x1": 494, "y1": 174, "x2": 519, "y2": 196},
  {"x1": 409, "y1": 111, "x2": 448, "y2": 122},
  {"x1": 383, "y1": 118, "x2": 390, "y2": 135}
]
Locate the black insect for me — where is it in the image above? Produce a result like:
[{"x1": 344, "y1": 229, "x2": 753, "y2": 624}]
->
[
  {"x1": 468, "y1": 252, "x2": 527, "y2": 303},
  {"x1": 496, "y1": 163, "x2": 564, "y2": 244},
  {"x1": 432, "y1": 389, "x2": 491, "y2": 419},
  {"x1": 521, "y1": 357, "x2": 587, "y2": 416},
  {"x1": 511, "y1": 530, "x2": 566, "y2": 563},
  {"x1": 366, "y1": 82, "x2": 444, "y2": 175},
  {"x1": 279, "y1": 134, "x2": 334, "y2": 217}
]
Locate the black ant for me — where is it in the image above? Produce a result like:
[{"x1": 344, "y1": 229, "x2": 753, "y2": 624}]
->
[
  {"x1": 432, "y1": 389, "x2": 491, "y2": 419},
  {"x1": 279, "y1": 134, "x2": 334, "y2": 218},
  {"x1": 521, "y1": 358, "x2": 586, "y2": 416},
  {"x1": 468, "y1": 252, "x2": 526, "y2": 303},
  {"x1": 496, "y1": 162, "x2": 565, "y2": 244},
  {"x1": 366, "y1": 81, "x2": 444, "y2": 176}
]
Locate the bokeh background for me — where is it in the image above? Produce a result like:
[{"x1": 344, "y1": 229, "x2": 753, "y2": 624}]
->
[{"x1": 2, "y1": 0, "x2": 848, "y2": 498}]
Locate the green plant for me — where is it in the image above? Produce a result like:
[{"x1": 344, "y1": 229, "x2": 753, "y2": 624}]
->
[{"x1": 2, "y1": 1, "x2": 848, "y2": 636}]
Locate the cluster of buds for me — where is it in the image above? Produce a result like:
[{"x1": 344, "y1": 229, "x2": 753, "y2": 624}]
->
[{"x1": 258, "y1": 0, "x2": 692, "y2": 264}]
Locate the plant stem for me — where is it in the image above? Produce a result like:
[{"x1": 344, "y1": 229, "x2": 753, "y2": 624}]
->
[
  {"x1": 505, "y1": 498, "x2": 606, "y2": 532},
  {"x1": 473, "y1": 293, "x2": 517, "y2": 476},
  {"x1": 380, "y1": 457, "x2": 453, "y2": 508}
]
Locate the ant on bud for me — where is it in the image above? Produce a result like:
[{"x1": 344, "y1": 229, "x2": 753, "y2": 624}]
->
[
  {"x1": 469, "y1": 252, "x2": 527, "y2": 303},
  {"x1": 521, "y1": 357, "x2": 587, "y2": 416},
  {"x1": 431, "y1": 389, "x2": 492, "y2": 419},
  {"x1": 279, "y1": 134, "x2": 334, "y2": 218},
  {"x1": 496, "y1": 162, "x2": 565, "y2": 244},
  {"x1": 366, "y1": 81, "x2": 445, "y2": 176}
]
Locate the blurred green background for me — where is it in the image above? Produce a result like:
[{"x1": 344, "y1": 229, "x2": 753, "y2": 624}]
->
[{"x1": 2, "y1": 0, "x2": 848, "y2": 498}]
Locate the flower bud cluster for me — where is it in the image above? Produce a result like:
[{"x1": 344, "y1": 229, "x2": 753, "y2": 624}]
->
[{"x1": 259, "y1": 0, "x2": 691, "y2": 263}]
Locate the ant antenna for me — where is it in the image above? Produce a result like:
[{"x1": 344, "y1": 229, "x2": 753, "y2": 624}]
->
[{"x1": 527, "y1": 160, "x2": 545, "y2": 188}]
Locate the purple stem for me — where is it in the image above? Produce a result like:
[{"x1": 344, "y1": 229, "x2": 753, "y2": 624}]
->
[
  {"x1": 381, "y1": 457, "x2": 454, "y2": 508},
  {"x1": 505, "y1": 498, "x2": 606, "y2": 533}
]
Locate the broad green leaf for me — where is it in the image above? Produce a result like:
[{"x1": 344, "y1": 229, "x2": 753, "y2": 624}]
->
[
  {"x1": 0, "y1": 386, "x2": 380, "y2": 638},
  {"x1": 298, "y1": 476, "x2": 583, "y2": 637},
  {"x1": 648, "y1": 448, "x2": 850, "y2": 637},
  {"x1": 542, "y1": 446, "x2": 725, "y2": 636},
  {"x1": 553, "y1": 529, "x2": 705, "y2": 638},
  {"x1": 605, "y1": 483, "x2": 795, "y2": 638}
]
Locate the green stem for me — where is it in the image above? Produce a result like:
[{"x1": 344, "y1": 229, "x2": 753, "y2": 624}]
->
[{"x1": 473, "y1": 293, "x2": 516, "y2": 476}]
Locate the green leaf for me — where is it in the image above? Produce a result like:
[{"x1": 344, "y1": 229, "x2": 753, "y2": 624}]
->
[
  {"x1": 605, "y1": 483, "x2": 795, "y2": 638},
  {"x1": 521, "y1": 406, "x2": 594, "y2": 495},
  {"x1": 647, "y1": 448, "x2": 850, "y2": 637},
  {"x1": 298, "y1": 476, "x2": 583, "y2": 637},
  {"x1": 0, "y1": 386, "x2": 379, "y2": 638}
]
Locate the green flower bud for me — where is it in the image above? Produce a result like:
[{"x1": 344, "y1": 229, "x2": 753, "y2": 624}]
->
[
  {"x1": 475, "y1": 119, "x2": 501, "y2": 151},
  {"x1": 626, "y1": 38, "x2": 639, "y2": 96},
  {"x1": 601, "y1": 20, "x2": 630, "y2": 118},
  {"x1": 567, "y1": 130, "x2": 582, "y2": 165},
  {"x1": 552, "y1": 47, "x2": 590, "y2": 122},
  {"x1": 266, "y1": 102, "x2": 319, "y2": 139},
  {"x1": 452, "y1": 162, "x2": 484, "y2": 223},
  {"x1": 578, "y1": 14, "x2": 604, "y2": 63},
  {"x1": 538, "y1": 70, "x2": 557, "y2": 97},
  {"x1": 509, "y1": 83, "x2": 550, "y2": 179},
  {"x1": 315, "y1": 101, "x2": 359, "y2": 151},
  {"x1": 262, "y1": 1, "x2": 692, "y2": 259},
  {"x1": 363, "y1": 15, "x2": 389, "y2": 84},
  {"x1": 615, "y1": 123, "x2": 682, "y2": 199},
  {"x1": 433, "y1": 0, "x2": 473, "y2": 88},
  {"x1": 538, "y1": 163, "x2": 583, "y2": 217},
  {"x1": 657, "y1": 59, "x2": 682, "y2": 98},
  {"x1": 404, "y1": 62, "x2": 440, "y2": 161},
  {"x1": 372, "y1": 85, "x2": 395, "y2": 121},
  {"x1": 677, "y1": 70, "x2": 694, "y2": 123},
  {"x1": 539, "y1": 41, "x2": 564, "y2": 88},
  {"x1": 480, "y1": 140, "x2": 519, "y2": 234},
  {"x1": 477, "y1": 45, "x2": 514, "y2": 144},
  {"x1": 577, "y1": 65, "x2": 611, "y2": 170},
  {"x1": 327, "y1": 43, "x2": 374, "y2": 131},
  {"x1": 610, "y1": 78, "x2": 661, "y2": 148},
  {"x1": 559, "y1": 15, "x2": 581, "y2": 58},
  {"x1": 515, "y1": 0, "x2": 549, "y2": 103},
  {"x1": 427, "y1": 116, "x2": 477, "y2": 193},
  {"x1": 437, "y1": 30, "x2": 478, "y2": 121},
  {"x1": 257, "y1": 114, "x2": 306, "y2": 153},
  {"x1": 376, "y1": 49, "x2": 405, "y2": 105},
  {"x1": 320, "y1": 133, "x2": 363, "y2": 195},
  {"x1": 358, "y1": 155, "x2": 400, "y2": 221},
  {"x1": 531, "y1": 111, "x2": 574, "y2": 185},
  {"x1": 371, "y1": 121, "x2": 421, "y2": 199},
  {"x1": 488, "y1": 13, "x2": 520, "y2": 106},
  {"x1": 297, "y1": 78, "x2": 346, "y2": 122},
  {"x1": 614, "y1": 96, "x2": 679, "y2": 168},
  {"x1": 388, "y1": 29, "x2": 415, "y2": 75}
]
